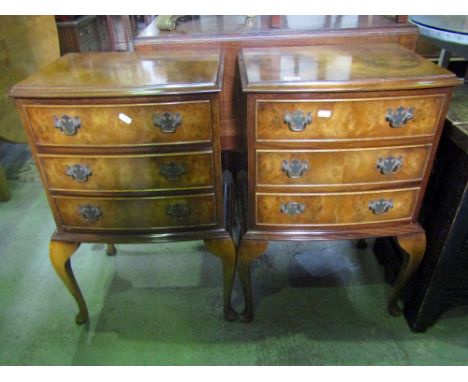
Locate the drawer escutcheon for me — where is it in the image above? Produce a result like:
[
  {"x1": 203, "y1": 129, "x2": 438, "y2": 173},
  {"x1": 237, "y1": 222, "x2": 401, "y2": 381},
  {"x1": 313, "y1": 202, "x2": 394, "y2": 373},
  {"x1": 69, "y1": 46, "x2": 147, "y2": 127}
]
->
[
  {"x1": 65, "y1": 164, "x2": 92, "y2": 183},
  {"x1": 376, "y1": 156, "x2": 403, "y2": 175},
  {"x1": 368, "y1": 199, "x2": 394, "y2": 215},
  {"x1": 78, "y1": 205, "x2": 102, "y2": 222},
  {"x1": 284, "y1": 110, "x2": 312, "y2": 132},
  {"x1": 280, "y1": 202, "x2": 305, "y2": 215},
  {"x1": 281, "y1": 159, "x2": 309, "y2": 178},
  {"x1": 160, "y1": 162, "x2": 187, "y2": 181},
  {"x1": 385, "y1": 106, "x2": 414, "y2": 128},
  {"x1": 153, "y1": 112, "x2": 182, "y2": 133},
  {"x1": 53, "y1": 115, "x2": 81, "y2": 136}
]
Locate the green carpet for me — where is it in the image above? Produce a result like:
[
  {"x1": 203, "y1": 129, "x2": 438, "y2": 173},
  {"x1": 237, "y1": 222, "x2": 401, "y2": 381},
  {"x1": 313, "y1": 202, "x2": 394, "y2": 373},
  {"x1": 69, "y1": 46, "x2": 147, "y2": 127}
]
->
[{"x1": 1, "y1": 150, "x2": 468, "y2": 365}]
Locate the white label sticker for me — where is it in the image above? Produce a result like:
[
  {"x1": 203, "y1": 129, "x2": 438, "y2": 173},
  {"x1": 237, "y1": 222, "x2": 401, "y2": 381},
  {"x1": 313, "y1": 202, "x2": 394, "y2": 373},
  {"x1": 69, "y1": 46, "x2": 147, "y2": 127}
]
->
[
  {"x1": 119, "y1": 113, "x2": 132, "y2": 124},
  {"x1": 283, "y1": 76, "x2": 301, "y2": 81},
  {"x1": 317, "y1": 110, "x2": 332, "y2": 118}
]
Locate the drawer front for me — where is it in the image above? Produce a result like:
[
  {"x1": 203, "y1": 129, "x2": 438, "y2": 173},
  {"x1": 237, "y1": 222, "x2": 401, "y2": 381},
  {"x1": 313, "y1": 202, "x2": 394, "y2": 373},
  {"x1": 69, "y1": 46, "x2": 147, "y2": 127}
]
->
[
  {"x1": 256, "y1": 145, "x2": 431, "y2": 187},
  {"x1": 25, "y1": 101, "x2": 212, "y2": 146},
  {"x1": 53, "y1": 194, "x2": 217, "y2": 230},
  {"x1": 39, "y1": 151, "x2": 214, "y2": 192},
  {"x1": 256, "y1": 189, "x2": 418, "y2": 226},
  {"x1": 256, "y1": 95, "x2": 444, "y2": 142}
]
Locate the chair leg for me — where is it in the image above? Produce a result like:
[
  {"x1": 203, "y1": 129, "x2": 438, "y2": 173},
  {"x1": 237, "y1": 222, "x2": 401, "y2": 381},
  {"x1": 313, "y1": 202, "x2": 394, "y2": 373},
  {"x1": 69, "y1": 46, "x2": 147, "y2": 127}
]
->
[{"x1": 0, "y1": 164, "x2": 10, "y2": 201}]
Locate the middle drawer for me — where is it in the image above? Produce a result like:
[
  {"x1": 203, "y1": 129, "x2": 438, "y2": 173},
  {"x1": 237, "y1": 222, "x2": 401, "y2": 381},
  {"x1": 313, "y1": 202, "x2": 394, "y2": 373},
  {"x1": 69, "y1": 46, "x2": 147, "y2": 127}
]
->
[
  {"x1": 38, "y1": 151, "x2": 214, "y2": 192},
  {"x1": 256, "y1": 145, "x2": 431, "y2": 188}
]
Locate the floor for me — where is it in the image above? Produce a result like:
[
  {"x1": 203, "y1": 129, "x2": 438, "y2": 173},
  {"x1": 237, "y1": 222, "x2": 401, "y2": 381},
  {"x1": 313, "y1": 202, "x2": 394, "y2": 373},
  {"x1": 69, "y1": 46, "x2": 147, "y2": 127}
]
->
[{"x1": 1, "y1": 143, "x2": 468, "y2": 366}]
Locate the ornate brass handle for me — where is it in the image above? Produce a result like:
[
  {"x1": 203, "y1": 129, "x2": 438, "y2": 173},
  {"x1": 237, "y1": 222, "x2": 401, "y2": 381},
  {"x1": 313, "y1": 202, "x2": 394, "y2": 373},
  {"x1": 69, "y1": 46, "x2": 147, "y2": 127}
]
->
[
  {"x1": 281, "y1": 159, "x2": 309, "y2": 179},
  {"x1": 280, "y1": 202, "x2": 305, "y2": 215},
  {"x1": 153, "y1": 112, "x2": 182, "y2": 133},
  {"x1": 53, "y1": 115, "x2": 81, "y2": 136},
  {"x1": 376, "y1": 156, "x2": 403, "y2": 175},
  {"x1": 166, "y1": 203, "x2": 191, "y2": 220},
  {"x1": 284, "y1": 110, "x2": 312, "y2": 132},
  {"x1": 368, "y1": 199, "x2": 394, "y2": 215},
  {"x1": 79, "y1": 205, "x2": 102, "y2": 222},
  {"x1": 160, "y1": 162, "x2": 187, "y2": 181},
  {"x1": 385, "y1": 107, "x2": 414, "y2": 128},
  {"x1": 65, "y1": 164, "x2": 92, "y2": 183}
]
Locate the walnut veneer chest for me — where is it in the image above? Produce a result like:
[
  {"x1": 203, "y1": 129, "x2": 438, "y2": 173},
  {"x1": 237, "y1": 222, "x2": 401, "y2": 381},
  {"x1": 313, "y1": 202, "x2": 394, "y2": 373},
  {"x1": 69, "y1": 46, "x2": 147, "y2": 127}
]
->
[
  {"x1": 10, "y1": 50, "x2": 238, "y2": 323},
  {"x1": 237, "y1": 44, "x2": 460, "y2": 322}
]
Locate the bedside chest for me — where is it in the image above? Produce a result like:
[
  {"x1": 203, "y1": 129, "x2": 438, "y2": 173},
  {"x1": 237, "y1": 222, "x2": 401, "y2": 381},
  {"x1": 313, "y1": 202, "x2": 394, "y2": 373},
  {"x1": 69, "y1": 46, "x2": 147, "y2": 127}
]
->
[
  {"x1": 237, "y1": 44, "x2": 459, "y2": 322},
  {"x1": 10, "y1": 50, "x2": 238, "y2": 323}
]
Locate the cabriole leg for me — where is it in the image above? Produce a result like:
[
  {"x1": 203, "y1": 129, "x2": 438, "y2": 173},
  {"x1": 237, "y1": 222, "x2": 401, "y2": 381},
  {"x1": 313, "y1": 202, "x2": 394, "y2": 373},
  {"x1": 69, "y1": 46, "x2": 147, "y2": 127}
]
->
[
  {"x1": 106, "y1": 243, "x2": 116, "y2": 256},
  {"x1": 238, "y1": 239, "x2": 268, "y2": 323},
  {"x1": 49, "y1": 240, "x2": 88, "y2": 324},
  {"x1": 388, "y1": 232, "x2": 426, "y2": 316},
  {"x1": 204, "y1": 237, "x2": 238, "y2": 321}
]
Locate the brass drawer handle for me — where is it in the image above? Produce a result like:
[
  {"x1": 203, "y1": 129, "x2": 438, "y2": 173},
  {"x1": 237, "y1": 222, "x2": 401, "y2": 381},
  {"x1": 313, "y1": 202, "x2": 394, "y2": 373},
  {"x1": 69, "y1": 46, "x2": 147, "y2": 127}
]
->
[
  {"x1": 53, "y1": 115, "x2": 81, "y2": 136},
  {"x1": 368, "y1": 199, "x2": 394, "y2": 215},
  {"x1": 385, "y1": 107, "x2": 414, "y2": 128},
  {"x1": 160, "y1": 162, "x2": 187, "y2": 181},
  {"x1": 153, "y1": 112, "x2": 182, "y2": 133},
  {"x1": 284, "y1": 111, "x2": 312, "y2": 132},
  {"x1": 376, "y1": 156, "x2": 403, "y2": 175},
  {"x1": 281, "y1": 159, "x2": 309, "y2": 178},
  {"x1": 65, "y1": 164, "x2": 92, "y2": 183},
  {"x1": 166, "y1": 203, "x2": 191, "y2": 220},
  {"x1": 280, "y1": 202, "x2": 305, "y2": 215},
  {"x1": 79, "y1": 205, "x2": 102, "y2": 222}
]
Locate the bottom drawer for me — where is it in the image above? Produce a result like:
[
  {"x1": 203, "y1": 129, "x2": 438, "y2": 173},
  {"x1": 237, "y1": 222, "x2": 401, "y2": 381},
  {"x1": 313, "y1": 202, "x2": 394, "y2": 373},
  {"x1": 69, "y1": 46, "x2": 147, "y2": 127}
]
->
[
  {"x1": 53, "y1": 194, "x2": 217, "y2": 230},
  {"x1": 256, "y1": 188, "x2": 419, "y2": 226}
]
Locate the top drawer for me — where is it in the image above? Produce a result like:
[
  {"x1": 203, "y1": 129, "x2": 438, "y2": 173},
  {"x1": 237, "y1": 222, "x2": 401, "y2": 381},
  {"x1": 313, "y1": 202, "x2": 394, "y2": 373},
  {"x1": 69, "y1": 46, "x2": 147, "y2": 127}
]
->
[
  {"x1": 255, "y1": 95, "x2": 446, "y2": 143},
  {"x1": 25, "y1": 100, "x2": 212, "y2": 147}
]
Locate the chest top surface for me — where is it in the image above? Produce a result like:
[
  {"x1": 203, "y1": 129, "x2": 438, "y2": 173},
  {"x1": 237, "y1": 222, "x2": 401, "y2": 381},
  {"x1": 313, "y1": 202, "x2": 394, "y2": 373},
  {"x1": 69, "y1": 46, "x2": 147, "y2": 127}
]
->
[
  {"x1": 239, "y1": 44, "x2": 459, "y2": 93},
  {"x1": 10, "y1": 49, "x2": 223, "y2": 99}
]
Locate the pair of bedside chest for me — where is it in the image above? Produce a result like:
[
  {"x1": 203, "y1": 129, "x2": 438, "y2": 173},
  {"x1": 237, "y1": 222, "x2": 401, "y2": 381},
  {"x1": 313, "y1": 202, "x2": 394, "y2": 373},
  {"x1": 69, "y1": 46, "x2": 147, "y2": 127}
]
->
[{"x1": 10, "y1": 44, "x2": 459, "y2": 324}]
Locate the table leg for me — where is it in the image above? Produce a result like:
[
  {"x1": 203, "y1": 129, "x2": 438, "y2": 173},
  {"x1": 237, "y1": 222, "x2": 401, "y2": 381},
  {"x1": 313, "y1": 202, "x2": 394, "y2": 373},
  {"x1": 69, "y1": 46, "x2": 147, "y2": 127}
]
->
[
  {"x1": 438, "y1": 49, "x2": 452, "y2": 68},
  {"x1": 204, "y1": 237, "x2": 238, "y2": 321},
  {"x1": 388, "y1": 232, "x2": 426, "y2": 316},
  {"x1": 238, "y1": 239, "x2": 268, "y2": 322},
  {"x1": 49, "y1": 240, "x2": 88, "y2": 324}
]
